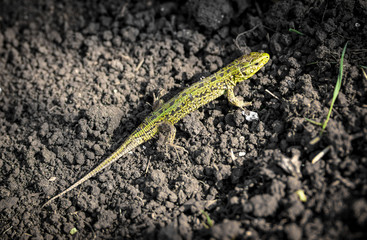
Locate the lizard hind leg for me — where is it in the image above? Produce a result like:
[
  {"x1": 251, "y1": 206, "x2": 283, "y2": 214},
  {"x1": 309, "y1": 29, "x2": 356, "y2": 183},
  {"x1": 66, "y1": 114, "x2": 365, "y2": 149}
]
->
[
  {"x1": 158, "y1": 122, "x2": 188, "y2": 159},
  {"x1": 152, "y1": 89, "x2": 167, "y2": 111}
]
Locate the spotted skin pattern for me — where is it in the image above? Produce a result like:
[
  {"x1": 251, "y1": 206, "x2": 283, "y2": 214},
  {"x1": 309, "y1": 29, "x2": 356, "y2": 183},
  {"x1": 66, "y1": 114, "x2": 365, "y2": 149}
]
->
[{"x1": 43, "y1": 52, "x2": 270, "y2": 207}]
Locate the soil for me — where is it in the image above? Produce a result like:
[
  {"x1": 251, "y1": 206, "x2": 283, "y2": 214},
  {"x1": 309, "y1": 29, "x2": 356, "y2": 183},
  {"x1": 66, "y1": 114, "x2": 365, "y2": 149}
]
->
[{"x1": 0, "y1": 0, "x2": 366, "y2": 239}]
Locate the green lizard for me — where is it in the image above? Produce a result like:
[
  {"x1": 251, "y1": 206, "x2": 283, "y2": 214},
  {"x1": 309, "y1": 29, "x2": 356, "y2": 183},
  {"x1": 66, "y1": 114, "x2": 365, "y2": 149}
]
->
[{"x1": 42, "y1": 52, "x2": 270, "y2": 207}]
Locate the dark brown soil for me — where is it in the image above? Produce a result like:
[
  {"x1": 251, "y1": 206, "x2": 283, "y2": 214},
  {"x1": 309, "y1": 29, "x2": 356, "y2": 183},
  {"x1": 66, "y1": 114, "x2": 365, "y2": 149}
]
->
[{"x1": 1, "y1": 0, "x2": 366, "y2": 239}]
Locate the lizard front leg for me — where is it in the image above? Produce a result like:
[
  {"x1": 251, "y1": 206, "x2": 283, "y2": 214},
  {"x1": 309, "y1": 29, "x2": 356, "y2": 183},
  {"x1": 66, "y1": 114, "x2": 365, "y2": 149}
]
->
[{"x1": 226, "y1": 76, "x2": 252, "y2": 110}]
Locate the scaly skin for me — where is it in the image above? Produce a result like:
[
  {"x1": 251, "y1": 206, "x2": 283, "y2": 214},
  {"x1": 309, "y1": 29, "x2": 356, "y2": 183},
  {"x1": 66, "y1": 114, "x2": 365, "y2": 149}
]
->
[{"x1": 42, "y1": 52, "x2": 270, "y2": 207}]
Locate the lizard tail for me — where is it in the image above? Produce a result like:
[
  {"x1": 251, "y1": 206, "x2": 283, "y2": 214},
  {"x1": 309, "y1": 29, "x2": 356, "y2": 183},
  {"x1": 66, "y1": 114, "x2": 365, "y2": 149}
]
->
[{"x1": 42, "y1": 137, "x2": 140, "y2": 208}]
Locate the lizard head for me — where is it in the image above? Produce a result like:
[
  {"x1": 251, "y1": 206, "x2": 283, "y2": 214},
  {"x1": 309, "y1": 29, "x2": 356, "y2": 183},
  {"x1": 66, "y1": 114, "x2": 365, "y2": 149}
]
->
[{"x1": 237, "y1": 52, "x2": 270, "y2": 82}]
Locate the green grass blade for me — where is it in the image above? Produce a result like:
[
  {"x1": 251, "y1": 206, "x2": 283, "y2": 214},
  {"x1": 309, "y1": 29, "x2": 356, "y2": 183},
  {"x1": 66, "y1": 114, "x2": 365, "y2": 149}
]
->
[
  {"x1": 289, "y1": 28, "x2": 304, "y2": 35},
  {"x1": 321, "y1": 41, "x2": 348, "y2": 133},
  {"x1": 304, "y1": 117, "x2": 323, "y2": 126},
  {"x1": 200, "y1": 210, "x2": 214, "y2": 228}
]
